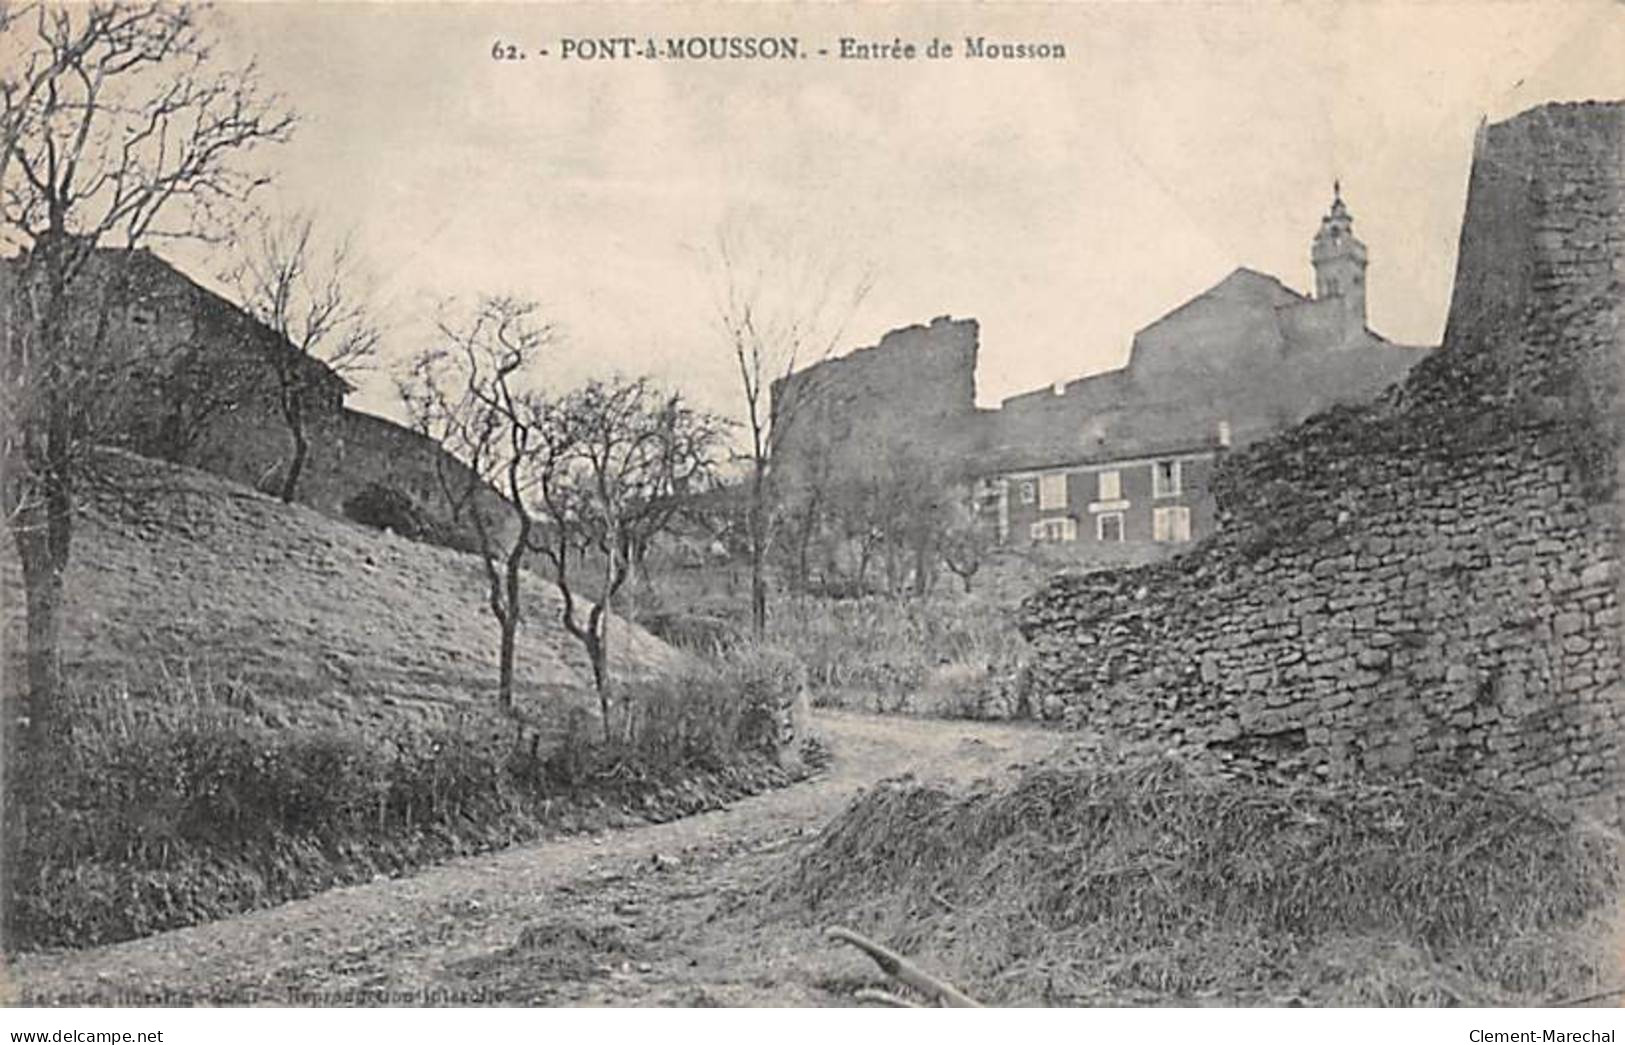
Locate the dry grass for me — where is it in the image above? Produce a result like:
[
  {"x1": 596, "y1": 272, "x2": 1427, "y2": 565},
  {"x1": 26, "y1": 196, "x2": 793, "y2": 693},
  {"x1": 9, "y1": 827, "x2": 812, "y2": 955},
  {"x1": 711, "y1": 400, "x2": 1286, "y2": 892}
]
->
[
  {"x1": 755, "y1": 596, "x2": 1029, "y2": 719},
  {"x1": 779, "y1": 759, "x2": 1622, "y2": 1006},
  {"x1": 10, "y1": 649, "x2": 802, "y2": 952}
]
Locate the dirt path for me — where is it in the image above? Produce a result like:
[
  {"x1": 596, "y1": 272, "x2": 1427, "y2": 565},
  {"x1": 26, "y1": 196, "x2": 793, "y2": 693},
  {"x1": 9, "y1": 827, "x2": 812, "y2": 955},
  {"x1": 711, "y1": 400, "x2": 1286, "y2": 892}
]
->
[{"x1": 7, "y1": 711, "x2": 1065, "y2": 1007}]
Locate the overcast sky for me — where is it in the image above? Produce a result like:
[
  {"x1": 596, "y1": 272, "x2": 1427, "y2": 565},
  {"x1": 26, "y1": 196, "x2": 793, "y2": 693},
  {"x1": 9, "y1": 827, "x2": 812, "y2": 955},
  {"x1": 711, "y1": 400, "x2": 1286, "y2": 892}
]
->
[{"x1": 185, "y1": 1, "x2": 1625, "y2": 424}]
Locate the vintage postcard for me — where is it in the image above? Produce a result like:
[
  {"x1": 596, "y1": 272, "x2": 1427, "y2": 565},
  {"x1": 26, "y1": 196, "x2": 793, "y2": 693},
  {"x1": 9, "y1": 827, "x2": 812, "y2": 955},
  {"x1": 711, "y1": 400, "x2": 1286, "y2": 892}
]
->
[{"x1": 2, "y1": 0, "x2": 1624, "y2": 1028}]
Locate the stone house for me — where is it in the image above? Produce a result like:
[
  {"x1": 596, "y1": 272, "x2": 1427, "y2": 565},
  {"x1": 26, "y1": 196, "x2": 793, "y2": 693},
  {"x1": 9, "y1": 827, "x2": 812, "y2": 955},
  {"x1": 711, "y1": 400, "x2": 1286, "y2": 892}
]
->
[{"x1": 773, "y1": 187, "x2": 1433, "y2": 563}]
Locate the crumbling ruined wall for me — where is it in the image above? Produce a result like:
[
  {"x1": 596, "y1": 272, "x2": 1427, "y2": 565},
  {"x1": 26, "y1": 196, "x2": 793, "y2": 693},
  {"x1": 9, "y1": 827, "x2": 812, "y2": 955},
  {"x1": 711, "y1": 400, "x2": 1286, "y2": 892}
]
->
[
  {"x1": 772, "y1": 315, "x2": 980, "y2": 482},
  {"x1": 1018, "y1": 101, "x2": 1624, "y2": 817}
]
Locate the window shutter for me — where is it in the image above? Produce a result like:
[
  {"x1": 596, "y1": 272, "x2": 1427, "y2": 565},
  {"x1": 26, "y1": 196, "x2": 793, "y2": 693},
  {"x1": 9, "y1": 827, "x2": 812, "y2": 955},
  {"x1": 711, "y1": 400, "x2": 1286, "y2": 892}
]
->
[{"x1": 1039, "y1": 472, "x2": 1068, "y2": 510}]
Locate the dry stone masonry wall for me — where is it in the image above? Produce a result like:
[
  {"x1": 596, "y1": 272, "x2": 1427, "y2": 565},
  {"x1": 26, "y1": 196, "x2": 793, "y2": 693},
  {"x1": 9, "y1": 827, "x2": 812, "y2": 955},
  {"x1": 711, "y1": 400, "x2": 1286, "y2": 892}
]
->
[{"x1": 1018, "y1": 102, "x2": 1625, "y2": 818}]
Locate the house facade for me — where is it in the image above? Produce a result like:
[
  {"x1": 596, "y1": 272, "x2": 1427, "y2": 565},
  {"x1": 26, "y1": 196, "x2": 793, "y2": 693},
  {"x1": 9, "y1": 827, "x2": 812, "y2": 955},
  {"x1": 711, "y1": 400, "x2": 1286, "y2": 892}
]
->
[{"x1": 983, "y1": 441, "x2": 1222, "y2": 551}]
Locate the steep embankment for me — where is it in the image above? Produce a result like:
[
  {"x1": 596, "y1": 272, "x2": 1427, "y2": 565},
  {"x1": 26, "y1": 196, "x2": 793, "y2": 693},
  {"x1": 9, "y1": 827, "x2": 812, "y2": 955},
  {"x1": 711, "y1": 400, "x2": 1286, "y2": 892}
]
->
[{"x1": 1, "y1": 450, "x2": 682, "y2": 729}]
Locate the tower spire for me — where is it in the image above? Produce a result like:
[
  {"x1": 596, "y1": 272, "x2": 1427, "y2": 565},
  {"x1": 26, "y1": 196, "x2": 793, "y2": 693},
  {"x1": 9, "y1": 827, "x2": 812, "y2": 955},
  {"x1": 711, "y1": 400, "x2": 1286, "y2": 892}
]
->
[{"x1": 1311, "y1": 182, "x2": 1368, "y2": 329}]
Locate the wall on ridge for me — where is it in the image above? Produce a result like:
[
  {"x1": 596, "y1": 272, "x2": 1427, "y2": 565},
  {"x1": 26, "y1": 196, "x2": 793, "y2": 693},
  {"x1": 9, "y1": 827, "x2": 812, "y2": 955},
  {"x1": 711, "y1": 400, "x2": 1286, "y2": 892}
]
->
[{"x1": 1017, "y1": 102, "x2": 1625, "y2": 817}]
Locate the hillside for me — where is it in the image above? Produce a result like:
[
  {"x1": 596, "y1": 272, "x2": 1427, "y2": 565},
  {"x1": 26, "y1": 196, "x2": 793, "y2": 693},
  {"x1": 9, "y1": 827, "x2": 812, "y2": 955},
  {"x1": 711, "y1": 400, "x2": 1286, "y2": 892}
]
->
[{"x1": 1, "y1": 450, "x2": 684, "y2": 732}]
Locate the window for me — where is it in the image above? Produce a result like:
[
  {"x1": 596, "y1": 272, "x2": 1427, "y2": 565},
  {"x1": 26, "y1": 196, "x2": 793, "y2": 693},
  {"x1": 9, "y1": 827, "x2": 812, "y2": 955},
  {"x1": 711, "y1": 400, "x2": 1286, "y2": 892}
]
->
[
  {"x1": 1152, "y1": 459, "x2": 1182, "y2": 498},
  {"x1": 1038, "y1": 472, "x2": 1068, "y2": 511},
  {"x1": 1018, "y1": 479, "x2": 1036, "y2": 505},
  {"x1": 1097, "y1": 469, "x2": 1121, "y2": 502},
  {"x1": 128, "y1": 302, "x2": 159, "y2": 327},
  {"x1": 1153, "y1": 506, "x2": 1192, "y2": 543},
  {"x1": 1097, "y1": 511, "x2": 1124, "y2": 543},
  {"x1": 1030, "y1": 517, "x2": 1077, "y2": 543}
]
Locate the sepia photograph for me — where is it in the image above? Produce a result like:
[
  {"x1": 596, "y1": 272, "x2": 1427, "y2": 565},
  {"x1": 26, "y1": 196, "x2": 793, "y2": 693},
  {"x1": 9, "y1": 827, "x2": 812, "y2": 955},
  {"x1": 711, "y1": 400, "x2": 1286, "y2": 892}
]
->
[{"x1": 1, "y1": 0, "x2": 1624, "y2": 1026}]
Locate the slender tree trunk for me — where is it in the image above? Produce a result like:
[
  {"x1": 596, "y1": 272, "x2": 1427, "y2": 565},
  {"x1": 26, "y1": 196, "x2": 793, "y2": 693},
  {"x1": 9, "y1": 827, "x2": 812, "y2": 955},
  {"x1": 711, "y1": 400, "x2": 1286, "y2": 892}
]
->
[
  {"x1": 496, "y1": 546, "x2": 526, "y2": 713},
  {"x1": 750, "y1": 549, "x2": 767, "y2": 638},
  {"x1": 748, "y1": 460, "x2": 770, "y2": 638},
  {"x1": 599, "y1": 548, "x2": 620, "y2": 743},
  {"x1": 278, "y1": 393, "x2": 307, "y2": 504},
  {"x1": 748, "y1": 513, "x2": 768, "y2": 638},
  {"x1": 587, "y1": 633, "x2": 610, "y2": 743},
  {"x1": 13, "y1": 495, "x2": 69, "y2": 758},
  {"x1": 497, "y1": 616, "x2": 517, "y2": 712}
]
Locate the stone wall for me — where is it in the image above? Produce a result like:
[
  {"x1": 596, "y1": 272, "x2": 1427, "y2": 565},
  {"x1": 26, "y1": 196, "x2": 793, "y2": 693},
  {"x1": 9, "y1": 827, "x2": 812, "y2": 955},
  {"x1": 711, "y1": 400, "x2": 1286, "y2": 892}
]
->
[
  {"x1": 191, "y1": 400, "x2": 512, "y2": 550},
  {"x1": 771, "y1": 315, "x2": 981, "y2": 482},
  {"x1": 1018, "y1": 101, "x2": 1625, "y2": 818}
]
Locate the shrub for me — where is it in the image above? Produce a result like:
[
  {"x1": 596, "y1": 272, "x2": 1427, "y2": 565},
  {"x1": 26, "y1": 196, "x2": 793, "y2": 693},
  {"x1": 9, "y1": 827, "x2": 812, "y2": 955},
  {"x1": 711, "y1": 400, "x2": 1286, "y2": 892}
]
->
[
  {"x1": 340, "y1": 483, "x2": 482, "y2": 555},
  {"x1": 342, "y1": 483, "x2": 432, "y2": 540},
  {"x1": 764, "y1": 595, "x2": 1029, "y2": 718},
  {"x1": 637, "y1": 612, "x2": 741, "y2": 655},
  {"x1": 620, "y1": 644, "x2": 808, "y2": 771}
]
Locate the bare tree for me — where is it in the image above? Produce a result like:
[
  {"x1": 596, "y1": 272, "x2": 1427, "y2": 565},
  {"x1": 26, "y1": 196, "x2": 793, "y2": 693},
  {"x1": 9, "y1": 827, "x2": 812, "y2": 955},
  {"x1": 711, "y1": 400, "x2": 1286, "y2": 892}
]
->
[
  {"x1": 530, "y1": 377, "x2": 726, "y2": 739},
  {"x1": 398, "y1": 297, "x2": 552, "y2": 713},
  {"x1": 710, "y1": 223, "x2": 872, "y2": 638},
  {"x1": 0, "y1": 2, "x2": 294, "y2": 752},
  {"x1": 226, "y1": 210, "x2": 379, "y2": 502}
]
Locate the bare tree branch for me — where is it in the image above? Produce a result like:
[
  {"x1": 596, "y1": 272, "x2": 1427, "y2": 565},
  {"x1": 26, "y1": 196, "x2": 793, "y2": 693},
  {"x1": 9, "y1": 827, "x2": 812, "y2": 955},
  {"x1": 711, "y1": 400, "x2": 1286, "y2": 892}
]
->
[
  {"x1": 0, "y1": 2, "x2": 295, "y2": 778},
  {"x1": 529, "y1": 376, "x2": 727, "y2": 739},
  {"x1": 223, "y1": 208, "x2": 379, "y2": 501},
  {"x1": 398, "y1": 296, "x2": 553, "y2": 713},
  {"x1": 705, "y1": 219, "x2": 874, "y2": 637}
]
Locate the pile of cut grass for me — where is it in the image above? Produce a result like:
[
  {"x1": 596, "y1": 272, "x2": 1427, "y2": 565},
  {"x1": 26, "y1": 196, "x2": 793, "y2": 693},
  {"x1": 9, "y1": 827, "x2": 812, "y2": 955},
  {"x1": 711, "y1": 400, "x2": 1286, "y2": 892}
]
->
[{"x1": 779, "y1": 760, "x2": 1621, "y2": 1006}]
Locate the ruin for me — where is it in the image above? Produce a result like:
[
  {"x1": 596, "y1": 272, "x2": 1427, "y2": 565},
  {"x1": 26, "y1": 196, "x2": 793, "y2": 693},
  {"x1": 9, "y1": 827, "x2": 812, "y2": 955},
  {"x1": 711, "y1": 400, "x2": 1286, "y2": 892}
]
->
[{"x1": 1017, "y1": 102, "x2": 1625, "y2": 818}]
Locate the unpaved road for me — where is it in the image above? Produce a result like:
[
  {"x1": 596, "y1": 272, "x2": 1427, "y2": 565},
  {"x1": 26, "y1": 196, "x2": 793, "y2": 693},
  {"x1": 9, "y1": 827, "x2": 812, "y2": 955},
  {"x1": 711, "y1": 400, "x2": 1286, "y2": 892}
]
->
[{"x1": 6, "y1": 711, "x2": 1065, "y2": 1007}]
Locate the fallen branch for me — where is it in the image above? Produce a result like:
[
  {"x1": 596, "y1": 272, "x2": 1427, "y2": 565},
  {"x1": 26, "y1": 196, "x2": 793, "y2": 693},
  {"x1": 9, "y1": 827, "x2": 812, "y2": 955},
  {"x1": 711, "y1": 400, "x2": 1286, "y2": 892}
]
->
[
  {"x1": 1550, "y1": 984, "x2": 1625, "y2": 1007},
  {"x1": 854, "y1": 988, "x2": 922, "y2": 1008},
  {"x1": 825, "y1": 925, "x2": 983, "y2": 1007}
]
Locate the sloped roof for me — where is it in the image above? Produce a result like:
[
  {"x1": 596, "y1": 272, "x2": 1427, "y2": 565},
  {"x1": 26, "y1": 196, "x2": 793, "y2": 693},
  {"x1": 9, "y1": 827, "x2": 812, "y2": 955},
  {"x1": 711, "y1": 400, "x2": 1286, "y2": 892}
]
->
[
  {"x1": 4, "y1": 244, "x2": 352, "y2": 397},
  {"x1": 118, "y1": 248, "x2": 354, "y2": 396},
  {"x1": 1136, "y1": 266, "x2": 1308, "y2": 333}
]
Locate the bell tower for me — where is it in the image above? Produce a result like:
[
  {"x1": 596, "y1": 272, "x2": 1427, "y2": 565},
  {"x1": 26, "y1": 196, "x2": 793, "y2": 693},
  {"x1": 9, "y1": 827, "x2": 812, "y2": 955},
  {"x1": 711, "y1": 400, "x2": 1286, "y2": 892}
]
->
[{"x1": 1311, "y1": 181, "x2": 1368, "y2": 329}]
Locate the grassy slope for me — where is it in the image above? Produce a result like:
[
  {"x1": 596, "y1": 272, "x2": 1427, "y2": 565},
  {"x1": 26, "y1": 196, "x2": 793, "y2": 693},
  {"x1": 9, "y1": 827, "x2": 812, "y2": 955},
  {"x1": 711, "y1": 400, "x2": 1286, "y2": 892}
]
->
[{"x1": 1, "y1": 451, "x2": 683, "y2": 732}]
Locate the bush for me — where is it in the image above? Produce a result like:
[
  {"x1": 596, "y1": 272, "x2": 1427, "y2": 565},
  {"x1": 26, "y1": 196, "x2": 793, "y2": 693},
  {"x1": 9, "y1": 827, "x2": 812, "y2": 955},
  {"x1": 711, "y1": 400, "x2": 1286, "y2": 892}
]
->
[
  {"x1": 620, "y1": 644, "x2": 808, "y2": 771},
  {"x1": 340, "y1": 483, "x2": 482, "y2": 555},
  {"x1": 342, "y1": 483, "x2": 432, "y2": 540}
]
